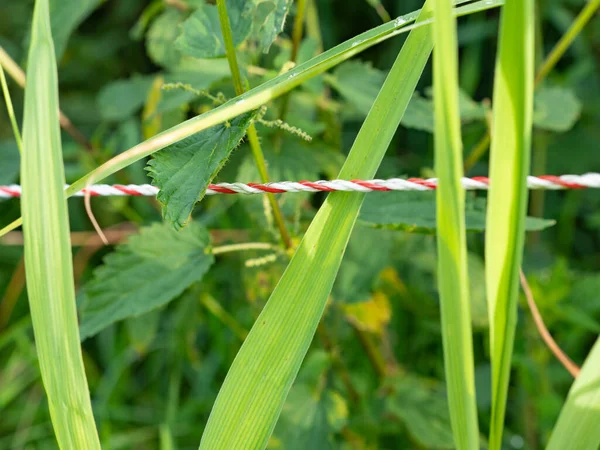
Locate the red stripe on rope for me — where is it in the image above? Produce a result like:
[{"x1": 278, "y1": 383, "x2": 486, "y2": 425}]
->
[
  {"x1": 114, "y1": 185, "x2": 144, "y2": 196},
  {"x1": 247, "y1": 183, "x2": 287, "y2": 194},
  {"x1": 351, "y1": 180, "x2": 391, "y2": 191},
  {"x1": 0, "y1": 186, "x2": 20, "y2": 197},
  {"x1": 207, "y1": 185, "x2": 237, "y2": 194},
  {"x1": 537, "y1": 175, "x2": 586, "y2": 189},
  {"x1": 299, "y1": 181, "x2": 335, "y2": 192},
  {"x1": 407, "y1": 178, "x2": 438, "y2": 189}
]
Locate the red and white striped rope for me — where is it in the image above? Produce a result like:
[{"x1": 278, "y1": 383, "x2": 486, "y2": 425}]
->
[{"x1": 1, "y1": 173, "x2": 599, "y2": 198}]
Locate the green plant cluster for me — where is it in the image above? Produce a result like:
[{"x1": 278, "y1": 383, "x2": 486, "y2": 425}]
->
[{"x1": 0, "y1": 0, "x2": 599, "y2": 449}]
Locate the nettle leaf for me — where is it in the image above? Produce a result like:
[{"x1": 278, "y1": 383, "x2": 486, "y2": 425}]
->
[
  {"x1": 78, "y1": 222, "x2": 214, "y2": 340},
  {"x1": 147, "y1": 112, "x2": 256, "y2": 229},
  {"x1": 358, "y1": 191, "x2": 555, "y2": 233},
  {"x1": 176, "y1": 0, "x2": 253, "y2": 59},
  {"x1": 252, "y1": 0, "x2": 293, "y2": 52},
  {"x1": 533, "y1": 86, "x2": 582, "y2": 132},
  {"x1": 147, "y1": 9, "x2": 186, "y2": 68},
  {"x1": 274, "y1": 384, "x2": 348, "y2": 449},
  {"x1": 384, "y1": 376, "x2": 454, "y2": 449}
]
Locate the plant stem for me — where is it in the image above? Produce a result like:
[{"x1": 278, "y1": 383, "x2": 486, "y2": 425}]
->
[
  {"x1": 0, "y1": 64, "x2": 22, "y2": 151},
  {"x1": 519, "y1": 270, "x2": 580, "y2": 377},
  {"x1": 201, "y1": 293, "x2": 248, "y2": 340},
  {"x1": 291, "y1": 0, "x2": 308, "y2": 63},
  {"x1": 535, "y1": 0, "x2": 600, "y2": 86},
  {"x1": 212, "y1": 242, "x2": 279, "y2": 255},
  {"x1": 216, "y1": 0, "x2": 292, "y2": 249}
]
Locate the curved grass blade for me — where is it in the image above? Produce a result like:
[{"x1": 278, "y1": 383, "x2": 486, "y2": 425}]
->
[
  {"x1": 0, "y1": 0, "x2": 505, "y2": 237},
  {"x1": 485, "y1": 1, "x2": 534, "y2": 449},
  {"x1": 546, "y1": 337, "x2": 600, "y2": 450},
  {"x1": 197, "y1": 4, "x2": 437, "y2": 449},
  {"x1": 20, "y1": 0, "x2": 101, "y2": 447},
  {"x1": 431, "y1": 0, "x2": 478, "y2": 447}
]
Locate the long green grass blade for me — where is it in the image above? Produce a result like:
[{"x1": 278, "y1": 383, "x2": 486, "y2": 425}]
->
[
  {"x1": 20, "y1": 0, "x2": 101, "y2": 448},
  {"x1": 431, "y1": 0, "x2": 479, "y2": 447},
  {"x1": 0, "y1": 0, "x2": 505, "y2": 238},
  {"x1": 546, "y1": 337, "x2": 600, "y2": 450},
  {"x1": 485, "y1": 1, "x2": 534, "y2": 449},
  {"x1": 199, "y1": 5, "x2": 436, "y2": 449}
]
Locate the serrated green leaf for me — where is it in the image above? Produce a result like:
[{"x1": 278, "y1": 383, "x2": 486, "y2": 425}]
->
[
  {"x1": 97, "y1": 75, "x2": 155, "y2": 121},
  {"x1": 146, "y1": 9, "x2": 186, "y2": 68},
  {"x1": 358, "y1": 191, "x2": 554, "y2": 233},
  {"x1": 533, "y1": 86, "x2": 582, "y2": 132},
  {"x1": 384, "y1": 376, "x2": 455, "y2": 449},
  {"x1": 253, "y1": 0, "x2": 292, "y2": 51},
  {"x1": 79, "y1": 222, "x2": 214, "y2": 340},
  {"x1": 0, "y1": 140, "x2": 20, "y2": 185},
  {"x1": 547, "y1": 337, "x2": 600, "y2": 450},
  {"x1": 147, "y1": 112, "x2": 255, "y2": 229},
  {"x1": 176, "y1": 0, "x2": 253, "y2": 59},
  {"x1": 274, "y1": 384, "x2": 348, "y2": 450}
]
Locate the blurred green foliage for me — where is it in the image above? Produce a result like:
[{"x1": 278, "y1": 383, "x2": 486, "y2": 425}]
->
[{"x1": 1, "y1": 0, "x2": 599, "y2": 448}]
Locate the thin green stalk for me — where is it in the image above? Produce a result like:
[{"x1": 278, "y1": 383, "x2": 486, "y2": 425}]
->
[
  {"x1": 291, "y1": 0, "x2": 308, "y2": 63},
  {"x1": 535, "y1": 0, "x2": 600, "y2": 85},
  {"x1": 20, "y1": 0, "x2": 101, "y2": 447},
  {"x1": 485, "y1": 1, "x2": 534, "y2": 449},
  {"x1": 216, "y1": 0, "x2": 292, "y2": 248},
  {"x1": 201, "y1": 293, "x2": 248, "y2": 340},
  {"x1": 0, "y1": 0, "x2": 504, "y2": 238},
  {"x1": 278, "y1": 0, "x2": 308, "y2": 124},
  {"x1": 431, "y1": 0, "x2": 478, "y2": 447},
  {"x1": 0, "y1": 64, "x2": 22, "y2": 151}
]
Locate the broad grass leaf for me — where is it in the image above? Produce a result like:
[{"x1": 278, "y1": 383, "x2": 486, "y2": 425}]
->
[
  {"x1": 0, "y1": 140, "x2": 19, "y2": 185},
  {"x1": 199, "y1": 4, "x2": 437, "y2": 447},
  {"x1": 547, "y1": 337, "x2": 600, "y2": 450},
  {"x1": 273, "y1": 384, "x2": 348, "y2": 450},
  {"x1": 384, "y1": 376, "x2": 454, "y2": 449},
  {"x1": 485, "y1": 1, "x2": 534, "y2": 447},
  {"x1": 79, "y1": 222, "x2": 214, "y2": 340},
  {"x1": 358, "y1": 191, "x2": 554, "y2": 233},
  {"x1": 176, "y1": 0, "x2": 253, "y2": 59},
  {"x1": 533, "y1": 86, "x2": 582, "y2": 132},
  {"x1": 20, "y1": 0, "x2": 101, "y2": 446},
  {"x1": 147, "y1": 112, "x2": 256, "y2": 229}
]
